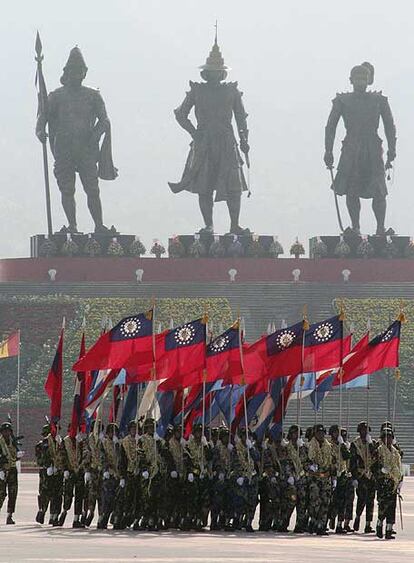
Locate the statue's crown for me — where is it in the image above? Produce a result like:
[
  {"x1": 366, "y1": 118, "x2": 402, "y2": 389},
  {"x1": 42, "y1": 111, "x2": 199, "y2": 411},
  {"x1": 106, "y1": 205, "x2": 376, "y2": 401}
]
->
[
  {"x1": 199, "y1": 35, "x2": 229, "y2": 71},
  {"x1": 63, "y1": 46, "x2": 88, "y2": 73}
]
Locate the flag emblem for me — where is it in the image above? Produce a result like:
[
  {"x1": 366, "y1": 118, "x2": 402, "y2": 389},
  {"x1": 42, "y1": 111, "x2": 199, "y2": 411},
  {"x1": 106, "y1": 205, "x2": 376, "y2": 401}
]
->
[
  {"x1": 210, "y1": 335, "x2": 230, "y2": 352},
  {"x1": 381, "y1": 328, "x2": 394, "y2": 342},
  {"x1": 313, "y1": 322, "x2": 334, "y2": 342},
  {"x1": 175, "y1": 324, "x2": 196, "y2": 345},
  {"x1": 120, "y1": 317, "x2": 142, "y2": 338},
  {"x1": 276, "y1": 330, "x2": 295, "y2": 350}
]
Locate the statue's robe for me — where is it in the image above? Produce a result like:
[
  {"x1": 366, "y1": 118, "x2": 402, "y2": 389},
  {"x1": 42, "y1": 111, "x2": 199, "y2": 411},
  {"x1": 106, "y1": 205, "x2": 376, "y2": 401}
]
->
[
  {"x1": 169, "y1": 81, "x2": 248, "y2": 202},
  {"x1": 325, "y1": 91, "x2": 396, "y2": 199}
]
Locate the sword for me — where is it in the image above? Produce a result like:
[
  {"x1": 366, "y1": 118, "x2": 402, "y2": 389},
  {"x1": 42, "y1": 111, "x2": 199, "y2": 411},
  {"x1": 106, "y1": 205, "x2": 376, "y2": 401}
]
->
[
  {"x1": 398, "y1": 493, "x2": 403, "y2": 531},
  {"x1": 329, "y1": 167, "x2": 345, "y2": 233},
  {"x1": 244, "y1": 152, "x2": 251, "y2": 198}
]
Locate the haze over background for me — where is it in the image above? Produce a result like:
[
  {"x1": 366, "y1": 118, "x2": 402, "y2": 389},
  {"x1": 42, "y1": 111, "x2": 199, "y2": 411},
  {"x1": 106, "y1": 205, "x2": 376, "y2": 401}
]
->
[{"x1": 1, "y1": 0, "x2": 413, "y2": 257}]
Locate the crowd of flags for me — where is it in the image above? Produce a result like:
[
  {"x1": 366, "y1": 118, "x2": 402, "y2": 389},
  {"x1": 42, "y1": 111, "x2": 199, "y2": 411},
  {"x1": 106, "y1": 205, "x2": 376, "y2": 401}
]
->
[{"x1": 32, "y1": 304, "x2": 405, "y2": 439}]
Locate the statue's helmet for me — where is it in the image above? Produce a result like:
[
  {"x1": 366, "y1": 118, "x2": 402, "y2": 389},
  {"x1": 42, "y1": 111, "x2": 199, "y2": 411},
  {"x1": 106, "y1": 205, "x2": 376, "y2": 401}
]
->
[
  {"x1": 199, "y1": 36, "x2": 230, "y2": 72},
  {"x1": 361, "y1": 61, "x2": 375, "y2": 85},
  {"x1": 61, "y1": 46, "x2": 88, "y2": 84}
]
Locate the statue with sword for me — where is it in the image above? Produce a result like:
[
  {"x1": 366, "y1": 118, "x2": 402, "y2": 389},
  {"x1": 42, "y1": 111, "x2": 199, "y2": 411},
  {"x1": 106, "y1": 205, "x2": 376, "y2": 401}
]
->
[{"x1": 324, "y1": 64, "x2": 397, "y2": 235}]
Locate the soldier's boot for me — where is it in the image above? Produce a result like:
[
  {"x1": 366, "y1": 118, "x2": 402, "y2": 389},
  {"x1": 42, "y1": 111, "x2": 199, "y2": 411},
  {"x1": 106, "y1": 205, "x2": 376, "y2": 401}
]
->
[
  {"x1": 376, "y1": 519, "x2": 384, "y2": 539},
  {"x1": 80, "y1": 511, "x2": 87, "y2": 526},
  {"x1": 84, "y1": 511, "x2": 94, "y2": 527},
  {"x1": 210, "y1": 513, "x2": 219, "y2": 531},
  {"x1": 72, "y1": 515, "x2": 85, "y2": 528},
  {"x1": 50, "y1": 514, "x2": 59, "y2": 526},
  {"x1": 6, "y1": 514, "x2": 15, "y2": 525},
  {"x1": 316, "y1": 522, "x2": 329, "y2": 536},
  {"x1": 57, "y1": 510, "x2": 67, "y2": 527},
  {"x1": 353, "y1": 515, "x2": 360, "y2": 532},
  {"x1": 364, "y1": 521, "x2": 375, "y2": 534},
  {"x1": 132, "y1": 518, "x2": 141, "y2": 531},
  {"x1": 343, "y1": 520, "x2": 352, "y2": 533},
  {"x1": 35, "y1": 510, "x2": 45, "y2": 524},
  {"x1": 329, "y1": 518, "x2": 335, "y2": 530},
  {"x1": 385, "y1": 524, "x2": 395, "y2": 540},
  {"x1": 245, "y1": 518, "x2": 255, "y2": 533},
  {"x1": 335, "y1": 522, "x2": 347, "y2": 534}
]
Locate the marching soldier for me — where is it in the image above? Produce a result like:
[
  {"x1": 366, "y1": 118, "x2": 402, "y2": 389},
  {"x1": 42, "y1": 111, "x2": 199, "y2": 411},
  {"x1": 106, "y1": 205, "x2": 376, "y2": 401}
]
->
[
  {"x1": 350, "y1": 421, "x2": 376, "y2": 533},
  {"x1": 230, "y1": 429, "x2": 258, "y2": 532},
  {"x1": 0, "y1": 421, "x2": 23, "y2": 524},
  {"x1": 327, "y1": 425, "x2": 351, "y2": 534},
  {"x1": 373, "y1": 427, "x2": 403, "y2": 540},
  {"x1": 97, "y1": 423, "x2": 121, "y2": 529},
  {"x1": 119, "y1": 420, "x2": 139, "y2": 529},
  {"x1": 210, "y1": 427, "x2": 232, "y2": 530},
  {"x1": 58, "y1": 426, "x2": 86, "y2": 527},
  {"x1": 35, "y1": 423, "x2": 52, "y2": 524},
  {"x1": 163, "y1": 424, "x2": 185, "y2": 529},
  {"x1": 286, "y1": 425, "x2": 308, "y2": 533},
  {"x1": 307, "y1": 424, "x2": 334, "y2": 536},
  {"x1": 83, "y1": 421, "x2": 102, "y2": 527}
]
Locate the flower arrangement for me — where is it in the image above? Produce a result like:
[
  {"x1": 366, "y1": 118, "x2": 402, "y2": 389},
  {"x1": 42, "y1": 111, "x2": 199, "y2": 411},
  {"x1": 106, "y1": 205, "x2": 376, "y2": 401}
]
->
[
  {"x1": 128, "y1": 236, "x2": 146, "y2": 257},
  {"x1": 356, "y1": 236, "x2": 374, "y2": 259},
  {"x1": 209, "y1": 237, "x2": 226, "y2": 258},
  {"x1": 84, "y1": 235, "x2": 101, "y2": 257},
  {"x1": 39, "y1": 237, "x2": 57, "y2": 258},
  {"x1": 268, "y1": 236, "x2": 284, "y2": 258},
  {"x1": 151, "y1": 240, "x2": 166, "y2": 259},
  {"x1": 246, "y1": 235, "x2": 265, "y2": 258},
  {"x1": 168, "y1": 236, "x2": 186, "y2": 258},
  {"x1": 61, "y1": 234, "x2": 79, "y2": 257},
  {"x1": 334, "y1": 235, "x2": 351, "y2": 258},
  {"x1": 188, "y1": 236, "x2": 206, "y2": 258},
  {"x1": 228, "y1": 236, "x2": 244, "y2": 258},
  {"x1": 107, "y1": 237, "x2": 124, "y2": 256},
  {"x1": 290, "y1": 237, "x2": 305, "y2": 259},
  {"x1": 312, "y1": 237, "x2": 328, "y2": 259}
]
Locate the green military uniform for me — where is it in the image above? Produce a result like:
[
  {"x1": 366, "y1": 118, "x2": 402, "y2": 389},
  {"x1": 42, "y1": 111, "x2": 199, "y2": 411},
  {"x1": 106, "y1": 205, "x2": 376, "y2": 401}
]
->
[
  {"x1": 83, "y1": 429, "x2": 102, "y2": 527},
  {"x1": 0, "y1": 422, "x2": 19, "y2": 524},
  {"x1": 211, "y1": 429, "x2": 232, "y2": 530},
  {"x1": 328, "y1": 426, "x2": 352, "y2": 534},
  {"x1": 120, "y1": 423, "x2": 140, "y2": 529},
  {"x1": 163, "y1": 427, "x2": 185, "y2": 529},
  {"x1": 59, "y1": 434, "x2": 86, "y2": 527},
  {"x1": 98, "y1": 424, "x2": 121, "y2": 529}
]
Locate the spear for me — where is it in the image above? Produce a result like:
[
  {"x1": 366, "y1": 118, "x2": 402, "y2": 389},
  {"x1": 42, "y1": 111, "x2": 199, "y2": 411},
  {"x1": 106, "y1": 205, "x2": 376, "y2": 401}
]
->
[{"x1": 35, "y1": 31, "x2": 53, "y2": 238}]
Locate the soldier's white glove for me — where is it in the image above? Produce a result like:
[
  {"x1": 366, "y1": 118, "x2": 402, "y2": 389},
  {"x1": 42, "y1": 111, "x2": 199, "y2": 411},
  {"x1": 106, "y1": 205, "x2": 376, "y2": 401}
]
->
[
  {"x1": 281, "y1": 438, "x2": 289, "y2": 447},
  {"x1": 397, "y1": 481, "x2": 403, "y2": 493},
  {"x1": 352, "y1": 479, "x2": 358, "y2": 489},
  {"x1": 112, "y1": 435, "x2": 119, "y2": 444},
  {"x1": 103, "y1": 471, "x2": 110, "y2": 480},
  {"x1": 345, "y1": 441, "x2": 351, "y2": 450},
  {"x1": 332, "y1": 478, "x2": 337, "y2": 490},
  {"x1": 287, "y1": 476, "x2": 295, "y2": 486},
  {"x1": 338, "y1": 436, "x2": 344, "y2": 445},
  {"x1": 187, "y1": 473, "x2": 194, "y2": 483},
  {"x1": 17, "y1": 450, "x2": 24, "y2": 459},
  {"x1": 366, "y1": 434, "x2": 373, "y2": 444},
  {"x1": 180, "y1": 437, "x2": 187, "y2": 447},
  {"x1": 262, "y1": 441, "x2": 268, "y2": 450},
  {"x1": 309, "y1": 464, "x2": 318, "y2": 472},
  {"x1": 99, "y1": 431, "x2": 105, "y2": 442},
  {"x1": 0, "y1": 471, "x2": 5, "y2": 481},
  {"x1": 246, "y1": 438, "x2": 253, "y2": 449},
  {"x1": 46, "y1": 466, "x2": 54, "y2": 477},
  {"x1": 381, "y1": 467, "x2": 389, "y2": 474},
  {"x1": 218, "y1": 472, "x2": 225, "y2": 481},
  {"x1": 170, "y1": 470, "x2": 178, "y2": 479},
  {"x1": 119, "y1": 478, "x2": 126, "y2": 488},
  {"x1": 236, "y1": 477, "x2": 244, "y2": 487},
  {"x1": 271, "y1": 476, "x2": 277, "y2": 484},
  {"x1": 63, "y1": 470, "x2": 70, "y2": 480},
  {"x1": 392, "y1": 438, "x2": 397, "y2": 445},
  {"x1": 56, "y1": 434, "x2": 63, "y2": 445},
  {"x1": 227, "y1": 443, "x2": 234, "y2": 451},
  {"x1": 297, "y1": 438, "x2": 304, "y2": 447},
  {"x1": 154, "y1": 432, "x2": 161, "y2": 441},
  {"x1": 84, "y1": 471, "x2": 91, "y2": 484},
  {"x1": 201, "y1": 436, "x2": 208, "y2": 447},
  {"x1": 142, "y1": 470, "x2": 149, "y2": 480},
  {"x1": 75, "y1": 433, "x2": 83, "y2": 443}
]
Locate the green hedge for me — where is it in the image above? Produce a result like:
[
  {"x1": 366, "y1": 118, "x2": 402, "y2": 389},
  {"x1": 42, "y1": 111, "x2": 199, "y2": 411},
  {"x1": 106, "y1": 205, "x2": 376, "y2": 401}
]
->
[
  {"x1": 333, "y1": 298, "x2": 414, "y2": 408},
  {"x1": 0, "y1": 296, "x2": 233, "y2": 407}
]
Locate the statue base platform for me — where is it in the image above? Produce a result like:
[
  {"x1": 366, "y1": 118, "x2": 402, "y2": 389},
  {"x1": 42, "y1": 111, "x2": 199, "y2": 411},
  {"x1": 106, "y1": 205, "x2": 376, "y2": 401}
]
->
[
  {"x1": 30, "y1": 233, "x2": 139, "y2": 258},
  {"x1": 167, "y1": 234, "x2": 283, "y2": 258},
  {"x1": 309, "y1": 235, "x2": 413, "y2": 259}
]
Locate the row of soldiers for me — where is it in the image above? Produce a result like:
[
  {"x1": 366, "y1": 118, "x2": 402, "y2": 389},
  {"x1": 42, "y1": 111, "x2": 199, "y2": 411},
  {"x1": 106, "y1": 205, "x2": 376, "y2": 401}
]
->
[{"x1": 26, "y1": 417, "x2": 404, "y2": 539}]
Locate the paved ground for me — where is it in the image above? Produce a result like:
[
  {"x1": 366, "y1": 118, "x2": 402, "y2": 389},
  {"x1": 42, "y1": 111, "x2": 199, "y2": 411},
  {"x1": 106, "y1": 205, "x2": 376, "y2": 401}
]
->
[{"x1": 0, "y1": 475, "x2": 413, "y2": 562}]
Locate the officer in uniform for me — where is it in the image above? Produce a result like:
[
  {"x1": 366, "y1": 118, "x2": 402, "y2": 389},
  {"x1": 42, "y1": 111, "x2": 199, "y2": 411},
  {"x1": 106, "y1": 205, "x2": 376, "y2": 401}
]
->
[
  {"x1": 307, "y1": 424, "x2": 334, "y2": 535},
  {"x1": 373, "y1": 427, "x2": 403, "y2": 540},
  {"x1": 350, "y1": 421, "x2": 376, "y2": 533},
  {"x1": 0, "y1": 421, "x2": 23, "y2": 524}
]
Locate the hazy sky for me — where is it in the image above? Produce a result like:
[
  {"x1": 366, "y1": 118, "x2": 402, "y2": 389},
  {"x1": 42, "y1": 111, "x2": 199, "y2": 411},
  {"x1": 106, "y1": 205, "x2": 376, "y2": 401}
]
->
[{"x1": 1, "y1": 0, "x2": 413, "y2": 257}]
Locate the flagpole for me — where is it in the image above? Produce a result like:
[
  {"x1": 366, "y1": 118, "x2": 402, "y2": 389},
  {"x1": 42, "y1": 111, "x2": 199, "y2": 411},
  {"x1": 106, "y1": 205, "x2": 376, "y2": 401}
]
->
[
  {"x1": 298, "y1": 306, "x2": 309, "y2": 430},
  {"x1": 237, "y1": 315, "x2": 251, "y2": 476},
  {"x1": 16, "y1": 330, "x2": 21, "y2": 438},
  {"x1": 392, "y1": 370, "x2": 399, "y2": 429},
  {"x1": 201, "y1": 314, "x2": 209, "y2": 473}
]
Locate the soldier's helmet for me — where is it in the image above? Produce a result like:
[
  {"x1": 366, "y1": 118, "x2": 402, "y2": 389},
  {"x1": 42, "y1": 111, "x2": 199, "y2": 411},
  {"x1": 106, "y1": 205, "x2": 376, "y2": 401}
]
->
[
  {"x1": 313, "y1": 423, "x2": 326, "y2": 435},
  {"x1": 328, "y1": 424, "x2": 339, "y2": 436},
  {"x1": 0, "y1": 421, "x2": 12, "y2": 432},
  {"x1": 61, "y1": 46, "x2": 88, "y2": 84},
  {"x1": 350, "y1": 65, "x2": 370, "y2": 83},
  {"x1": 357, "y1": 420, "x2": 371, "y2": 433},
  {"x1": 287, "y1": 424, "x2": 302, "y2": 438},
  {"x1": 42, "y1": 423, "x2": 51, "y2": 436},
  {"x1": 127, "y1": 420, "x2": 137, "y2": 430}
]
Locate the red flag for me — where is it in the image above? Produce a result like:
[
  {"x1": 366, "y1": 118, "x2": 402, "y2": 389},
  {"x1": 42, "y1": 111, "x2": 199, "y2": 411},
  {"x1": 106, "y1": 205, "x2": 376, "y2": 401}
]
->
[
  {"x1": 73, "y1": 311, "x2": 154, "y2": 372},
  {"x1": 70, "y1": 332, "x2": 88, "y2": 438},
  {"x1": 44, "y1": 328, "x2": 64, "y2": 423},
  {"x1": 0, "y1": 331, "x2": 20, "y2": 359},
  {"x1": 126, "y1": 318, "x2": 207, "y2": 383},
  {"x1": 336, "y1": 321, "x2": 401, "y2": 386}
]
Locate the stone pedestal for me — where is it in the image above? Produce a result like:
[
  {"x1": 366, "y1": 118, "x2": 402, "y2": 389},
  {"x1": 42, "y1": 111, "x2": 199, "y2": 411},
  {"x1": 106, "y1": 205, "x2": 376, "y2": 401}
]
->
[{"x1": 309, "y1": 235, "x2": 413, "y2": 259}]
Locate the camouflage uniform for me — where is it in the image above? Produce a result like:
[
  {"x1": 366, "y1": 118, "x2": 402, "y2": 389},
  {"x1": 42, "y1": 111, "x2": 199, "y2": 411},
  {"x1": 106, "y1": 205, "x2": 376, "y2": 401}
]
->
[
  {"x1": 119, "y1": 432, "x2": 140, "y2": 528},
  {"x1": 230, "y1": 437, "x2": 258, "y2": 531},
  {"x1": 211, "y1": 437, "x2": 232, "y2": 530},
  {"x1": 35, "y1": 427, "x2": 53, "y2": 522},
  {"x1": 47, "y1": 433, "x2": 65, "y2": 525},
  {"x1": 0, "y1": 429, "x2": 18, "y2": 520},
  {"x1": 328, "y1": 437, "x2": 352, "y2": 531},
  {"x1": 183, "y1": 434, "x2": 212, "y2": 530},
  {"x1": 82, "y1": 431, "x2": 102, "y2": 526},
  {"x1": 350, "y1": 435, "x2": 377, "y2": 529},
  {"x1": 137, "y1": 431, "x2": 166, "y2": 530},
  {"x1": 163, "y1": 432, "x2": 185, "y2": 529},
  {"x1": 307, "y1": 436, "x2": 334, "y2": 535},
  {"x1": 59, "y1": 435, "x2": 86, "y2": 527},
  {"x1": 286, "y1": 439, "x2": 309, "y2": 532},
  {"x1": 373, "y1": 437, "x2": 403, "y2": 539},
  {"x1": 98, "y1": 429, "x2": 121, "y2": 529},
  {"x1": 259, "y1": 442, "x2": 281, "y2": 531}
]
